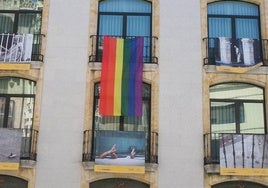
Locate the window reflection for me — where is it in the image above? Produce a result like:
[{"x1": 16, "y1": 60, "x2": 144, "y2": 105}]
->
[{"x1": 210, "y1": 83, "x2": 265, "y2": 134}]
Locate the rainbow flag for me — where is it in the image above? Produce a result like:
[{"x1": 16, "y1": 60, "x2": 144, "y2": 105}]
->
[{"x1": 100, "y1": 36, "x2": 144, "y2": 116}]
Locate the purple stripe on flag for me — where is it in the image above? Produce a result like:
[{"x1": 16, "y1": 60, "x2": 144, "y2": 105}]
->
[{"x1": 135, "y1": 37, "x2": 144, "y2": 116}]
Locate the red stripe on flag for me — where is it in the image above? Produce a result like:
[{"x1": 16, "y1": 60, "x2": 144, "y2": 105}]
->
[{"x1": 100, "y1": 37, "x2": 116, "y2": 115}]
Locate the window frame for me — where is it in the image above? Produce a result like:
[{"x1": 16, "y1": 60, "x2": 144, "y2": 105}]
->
[
  {"x1": 207, "y1": 1, "x2": 261, "y2": 40},
  {"x1": 0, "y1": 9, "x2": 42, "y2": 34},
  {"x1": 97, "y1": 0, "x2": 152, "y2": 38},
  {"x1": 209, "y1": 82, "x2": 266, "y2": 134},
  {"x1": 92, "y1": 82, "x2": 152, "y2": 162},
  {"x1": 0, "y1": 77, "x2": 36, "y2": 129}
]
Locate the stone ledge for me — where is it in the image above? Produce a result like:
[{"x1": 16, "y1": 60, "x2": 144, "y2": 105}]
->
[
  {"x1": 203, "y1": 64, "x2": 268, "y2": 75},
  {"x1": 204, "y1": 164, "x2": 220, "y2": 174},
  {"x1": 89, "y1": 62, "x2": 158, "y2": 72},
  {"x1": 20, "y1": 160, "x2": 36, "y2": 169},
  {"x1": 82, "y1": 161, "x2": 158, "y2": 172}
]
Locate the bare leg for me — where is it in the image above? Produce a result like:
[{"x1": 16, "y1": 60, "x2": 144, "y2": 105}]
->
[
  {"x1": 98, "y1": 144, "x2": 117, "y2": 159},
  {"x1": 130, "y1": 148, "x2": 136, "y2": 159}
]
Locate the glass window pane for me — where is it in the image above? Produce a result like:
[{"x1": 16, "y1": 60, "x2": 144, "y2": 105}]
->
[
  {"x1": 210, "y1": 83, "x2": 263, "y2": 100},
  {"x1": 0, "y1": 97, "x2": 6, "y2": 127},
  {"x1": 211, "y1": 102, "x2": 236, "y2": 133},
  {"x1": 208, "y1": 1, "x2": 259, "y2": 16},
  {"x1": 208, "y1": 18, "x2": 232, "y2": 38},
  {"x1": 0, "y1": 77, "x2": 36, "y2": 94},
  {"x1": 240, "y1": 103, "x2": 265, "y2": 134},
  {"x1": 99, "y1": 0, "x2": 151, "y2": 13},
  {"x1": 9, "y1": 97, "x2": 34, "y2": 129},
  {"x1": 99, "y1": 15, "x2": 123, "y2": 36},
  {"x1": 210, "y1": 83, "x2": 265, "y2": 134},
  {"x1": 94, "y1": 99, "x2": 120, "y2": 131},
  {"x1": 127, "y1": 16, "x2": 150, "y2": 36},
  {"x1": 18, "y1": 13, "x2": 42, "y2": 34},
  {"x1": 0, "y1": 0, "x2": 43, "y2": 10},
  {"x1": 236, "y1": 18, "x2": 259, "y2": 39},
  {"x1": 0, "y1": 13, "x2": 14, "y2": 33},
  {"x1": 9, "y1": 97, "x2": 20, "y2": 128}
]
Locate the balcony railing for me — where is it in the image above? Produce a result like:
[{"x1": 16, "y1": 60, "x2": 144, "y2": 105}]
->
[
  {"x1": 204, "y1": 133, "x2": 268, "y2": 168},
  {"x1": 20, "y1": 128, "x2": 38, "y2": 161},
  {"x1": 0, "y1": 33, "x2": 44, "y2": 63},
  {"x1": 89, "y1": 35, "x2": 158, "y2": 64},
  {"x1": 82, "y1": 130, "x2": 158, "y2": 164},
  {"x1": 203, "y1": 37, "x2": 268, "y2": 66}
]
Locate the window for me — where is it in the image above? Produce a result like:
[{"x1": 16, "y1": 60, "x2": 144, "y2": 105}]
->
[
  {"x1": 207, "y1": 1, "x2": 261, "y2": 65},
  {"x1": 98, "y1": 0, "x2": 151, "y2": 37},
  {"x1": 93, "y1": 82, "x2": 151, "y2": 161},
  {"x1": 0, "y1": 77, "x2": 36, "y2": 129},
  {"x1": 210, "y1": 82, "x2": 265, "y2": 134},
  {"x1": 96, "y1": 0, "x2": 153, "y2": 62},
  {"x1": 0, "y1": 0, "x2": 43, "y2": 61},
  {"x1": 0, "y1": 0, "x2": 43, "y2": 34}
]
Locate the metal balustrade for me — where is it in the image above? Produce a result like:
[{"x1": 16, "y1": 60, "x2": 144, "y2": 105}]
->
[
  {"x1": 82, "y1": 130, "x2": 158, "y2": 164},
  {"x1": 203, "y1": 37, "x2": 268, "y2": 66},
  {"x1": 20, "y1": 128, "x2": 38, "y2": 161},
  {"x1": 204, "y1": 133, "x2": 268, "y2": 168},
  {"x1": 0, "y1": 33, "x2": 44, "y2": 63},
  {"x1": 88, "y1": 35, "x2": 158, "y2": 64}
]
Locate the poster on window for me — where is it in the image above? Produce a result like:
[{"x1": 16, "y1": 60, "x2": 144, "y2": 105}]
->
[
  {"x1": 215, "y1": 37, "x2": 262, "y2": 73},
  {"x1": 0, "y1": 128, "x2": 22, "y2": 170},
  {"x1": 94, "y1": 130, "x2": 145, "y2": 174},
  {"x1": 0, "y1": 34, "x2": 33, "y2": 63},
  {"x1": 220, "y1": 134, "x2": 268, "y2": 176}
]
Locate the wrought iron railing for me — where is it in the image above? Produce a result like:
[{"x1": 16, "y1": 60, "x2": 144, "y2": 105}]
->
[
  {"x1": 89, "y1": 35, "x2": 158, "y2": 64},
  {"x1": 204, "y1": 133, "x2": 268, "y2": 168},
  {"x1": 0, "y1": 33, "x2": 44, "y2": 63},
  {"x1": 203, "y1": 37, "x2": 268, "y2": 66},
  {"x1": 82, "y1": 130, "x2": 158, "y2": 164},
  {"x1": 20, "y1": 128, "x2": 38, "y2": 161}
]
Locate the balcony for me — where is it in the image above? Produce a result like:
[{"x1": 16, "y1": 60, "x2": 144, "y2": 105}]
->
[
  {"x1": 88, "y1": 35, "x2": 158, "y2": 64},
  {"x1": 82, "y1": 130, "x2": 158, "y2": 170},
  {"x1": 0, "y1": 128, "x2": 38, "y2": 169},
  {"x1": 0, "y1": 33, "x2": 44, "y2": 63},
  {"x1": 20, "y1": 128, "x2": 38, "y2": 161},
  {"x1": 204, "y1": 133, "x2": 268, "y2": 173},
  {"x1": 203, "y1": 37, "x2": 268, "y2": 68}
]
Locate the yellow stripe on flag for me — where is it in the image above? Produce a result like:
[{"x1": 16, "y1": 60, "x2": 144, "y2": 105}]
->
[{"x1": 114, "y1": 38, "x2": 124, "y2": 115}]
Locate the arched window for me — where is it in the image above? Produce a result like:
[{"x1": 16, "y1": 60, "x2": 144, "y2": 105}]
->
[
  {"x1": 0, "y1": 77, "x2": 36, "y2": 129},
  {"x1": 92, "y1": 82, "x2": 151, "y2": 161},
  {"x1": 0, "y1": 175, "x2": 28, "y2": 188},
  {"x1": 0, "y1": 0, "x2": 43, "y2": 34},
  {"x1": 90, "y1": 178, "x2": 149, "y2": 188},
  {"x1": 98, "y1": 0, "x2": 151, "y2": 38},
  {"x1": 212, "y1": 181, "x2": 268, "y2": 188},
  {"x1": 206, "y1": 1, "x2": 261, "y2": 65},
  {"x1": 96, "y1": 0, "x2": 153, "y2": 62},
  {"x1": 208, "y1": 1, "x2": 260, "y2": 39},
  {"x1": 210, "y1": 82, "x2": 265, "y2": 134}
]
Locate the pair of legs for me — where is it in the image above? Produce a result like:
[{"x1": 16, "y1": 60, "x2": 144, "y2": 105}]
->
[
  {"x1": 98, "y1": 145, "x2": 136, "y2": 159},
  {"x1": 98, "y1": 144, "x2": 117, "y2": 159}
]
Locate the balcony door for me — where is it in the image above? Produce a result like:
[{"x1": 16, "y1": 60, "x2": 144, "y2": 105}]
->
[
  {"x1": 97, "y1": 0, "x2": 152, "y2": 61},
  {"x1": 207, "y1": 1, "x2": 261, "y2": 65},
  {"x1": 209, "y1": 82, "x2": 265, "y2": 161},
  {"x1": 98, "y1": 0, "x2": 151, "y2": 38},
  {"x1": 208, "y1": 1, "x2": 260, "y2": 40}
]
